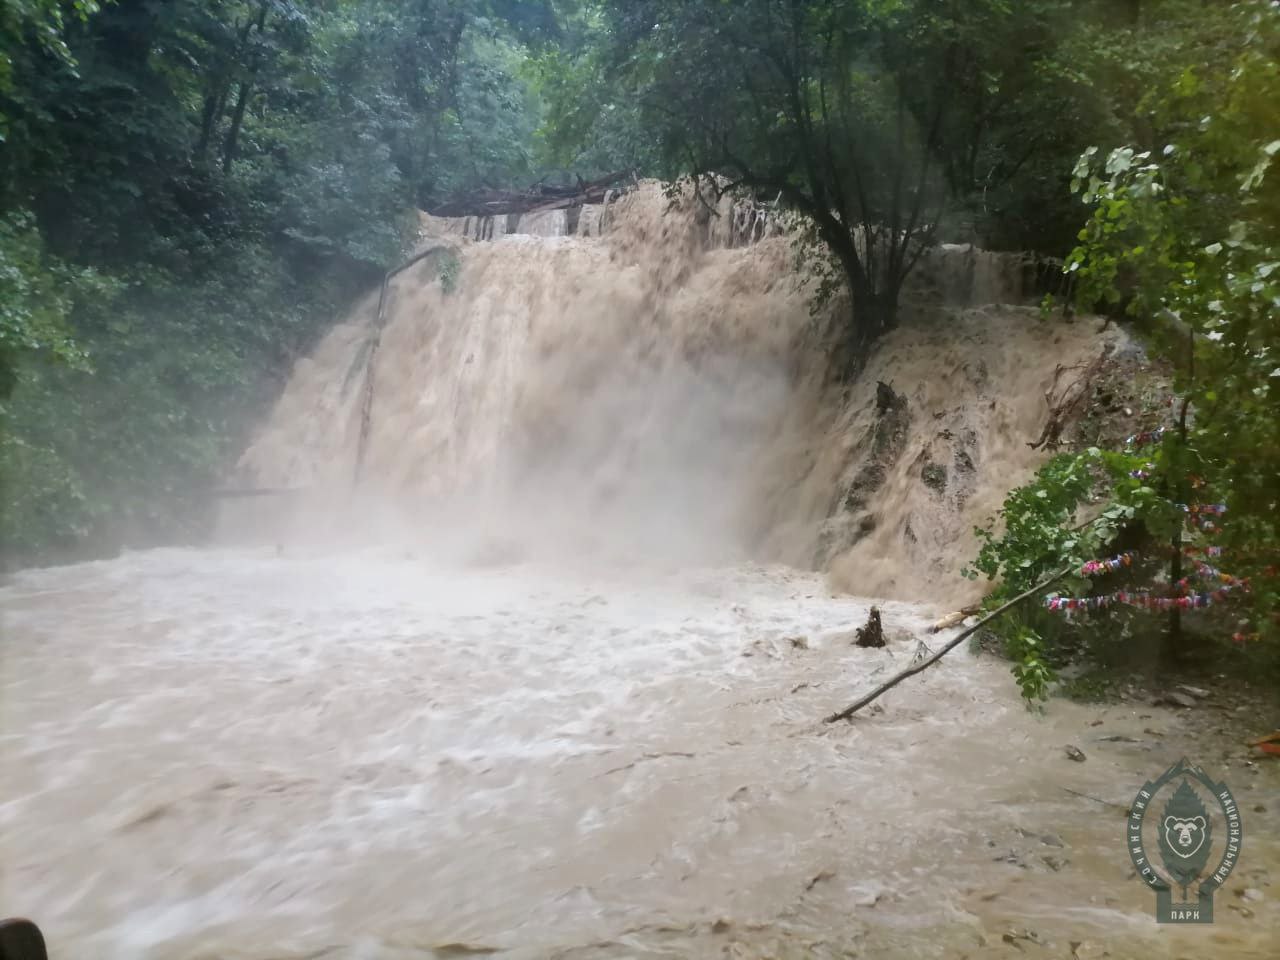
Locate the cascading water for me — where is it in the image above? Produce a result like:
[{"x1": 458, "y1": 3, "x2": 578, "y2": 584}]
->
[
  {"x1": 227, "y1": 184, "x2": 1117, "y2": 605},
  {"x1": 2, "y1": 184, "x2": 1276, "y2": 959},
  {"x1": 228, "y1": 185, "x2": 821, "y2": 568}
]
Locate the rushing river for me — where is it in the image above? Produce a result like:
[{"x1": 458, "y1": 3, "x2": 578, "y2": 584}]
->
[{"x1": 1, "y1": 547, "x2": 1274, "y2": 958}]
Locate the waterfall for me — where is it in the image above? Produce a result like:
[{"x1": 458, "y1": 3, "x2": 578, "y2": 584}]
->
[{"x1": 228, "y1": 182, "x2": 1119, "y2": 602}]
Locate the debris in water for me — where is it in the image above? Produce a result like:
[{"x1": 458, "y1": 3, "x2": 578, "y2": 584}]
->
[
  {"x1": 909, "y1": 640, "x2": 933, "y2": 666},
  {"x1": 1247, "y1": 731, "x2": 1280, "y2": 757},
  {"x1": 1002, "y1": 929, "x2": 1042, "y2": 949},
  {"x1": 928, "y1": 607, "x2": 978, "y2": 633},
  {"x1": 804, "y1": 869, "x2": 835, "y2": 891},
  {"x1": 854, "y1": 607, "x2": 885, "y2": 648}
]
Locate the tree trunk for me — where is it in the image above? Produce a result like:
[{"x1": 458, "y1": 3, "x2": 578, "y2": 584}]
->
[
  {"x1": 196, "y1": 82, "x2": 230, "y2": 160},
  {"x1": 221, "y1": 79, "x2": 253, "y2": 173},
  {"x1": 220, "y1": 1, "x2": 269, "y2": 174},
  {"x1": 1167, "y1": 330, "x2": 1195, "y2": 660}
]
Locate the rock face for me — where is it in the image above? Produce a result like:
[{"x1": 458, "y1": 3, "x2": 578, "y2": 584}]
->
[
  {"x1": 816, "y1": 383, "x2": 910, "y2": 566},
  {"x1": 821, "y1": 306, "x2": 1128, "y2": 608}
]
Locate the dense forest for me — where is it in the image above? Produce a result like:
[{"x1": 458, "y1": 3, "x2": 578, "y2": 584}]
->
[{"x1": 1, "y1": 0, "x2": 1277, "y2": 659}]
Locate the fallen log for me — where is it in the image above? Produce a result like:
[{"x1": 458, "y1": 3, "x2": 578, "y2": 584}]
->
[
  {"x1": 823, "y1": 565, "x2": 1072, "y2": 723},
  {"x1": 427, "y1": 170, "x2": 631, "y2": 218}
]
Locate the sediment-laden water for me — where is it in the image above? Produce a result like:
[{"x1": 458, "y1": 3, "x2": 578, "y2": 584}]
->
[{"x1": 2, "y1": 547, "x2": 1274, "y2": 958}]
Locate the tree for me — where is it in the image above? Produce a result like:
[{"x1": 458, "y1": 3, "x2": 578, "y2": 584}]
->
[
  {"x1": 556, "y1": 0, "x2": 1089, "y2": 350},
  {"x1": 1066, "y1": 0, "x2": 1280, "y2": 651},
  {"x1": 966, "y1": 0, "x2": 1280, "y2": 695}
]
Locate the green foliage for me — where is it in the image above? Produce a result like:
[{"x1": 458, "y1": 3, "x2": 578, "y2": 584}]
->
[
  {"x1": 545, "y1": 0, "x2": 1169, "y2": 346},
  {"x1": 966, "y1": 446, "x2": 1178, "y2": 595},
  {"x1": 963, "y1": 1, "x2": 1280, "y2": 697},
  {"x1": 1066, "y1": 0, "x2": 1280, "y2": 651},
  {"x1": 0, "y1": 0, "x2": 563, "y2": 564},
  {"x1": 1006, "y1": 626, "x2": 1055, "y2": 703},
  {"x1": 963, "y1": 443, "x2": 1189, "y2": 700},
  {"x1": 0, "y1": 0, "x2": 101, "y2": 137},
  {"x1": 0, "y1": 210, "x2": 97, "y2": 397}
]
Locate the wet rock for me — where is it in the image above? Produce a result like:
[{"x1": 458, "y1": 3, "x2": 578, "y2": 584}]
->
[
  {"x1": 1253, "y1": 804, "x2": 1266, "y2": 813},
  {"x1": 921, "y1": 461, "x2": 948, "y2": 492},
  {"x1": 1159, "y1": 691, "x2": 1198, "y2": 708},
  {"x1": 875, "y1": 380, "x2": 903, "y2": 413},
  {"x1": 1040, "y1": 833, "x2": 1064, "y2": 847},
  {"x1": 1227, "y1": 903, "x2": 1255, "y2": 919},
  {"x1": 1064, "y1": 745, "x2": 1087, "y2": 762},
  {"x1": 1070, "y1": 941, "x2": 1108, "y2": 960},
  {"x1": 786, "y1": 635, "x2": 809, "y2": 650},
  {"x1": 1001, "y1": 929, "x2": 1041, "y2": 947},
  {"x1": 1240, "y1": 887, "x2": 1264, "y2": 902},
  {"x1": 1040, "y1": 854, "x2": 1069, "y2": 872},
  {"x1": 1176, "y1": 684, "x2": 1210, "y2": 699},
  {"x1": 1098, "y1": 735, "x2": 1141, "y2": 743}
]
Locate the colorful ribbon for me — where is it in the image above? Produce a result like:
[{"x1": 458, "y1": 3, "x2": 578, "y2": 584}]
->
[
  {"x1": 1080, "y1": 551, "x2": 1136, "y2": 576},
  {"x1": 1045, "y1": 580, "x2": 1248, "y2": 614},
  {"x1": 1181, "y1": 545, "x2": 1224, "y2": 557},
  {"x1": 1125, "y1": 427, "x2": 1166, "y2": 447}
]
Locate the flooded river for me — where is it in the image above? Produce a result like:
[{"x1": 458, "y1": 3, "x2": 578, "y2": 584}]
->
[{"x1": 2, "y1": 547, "x2": 1274, "y2": 958}]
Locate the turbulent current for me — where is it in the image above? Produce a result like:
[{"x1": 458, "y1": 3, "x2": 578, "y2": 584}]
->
[{"x1": 2, "y1": 186, "x2": 1276, "y2": 957}]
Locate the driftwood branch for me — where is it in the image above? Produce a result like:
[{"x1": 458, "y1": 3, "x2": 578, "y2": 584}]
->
[
  {"x1": 823, "y1": 565, "x2": 1072, "y2": 723},
  {"x1": 1028, "y1": 349, "x2": 1110, "y2": 451}
]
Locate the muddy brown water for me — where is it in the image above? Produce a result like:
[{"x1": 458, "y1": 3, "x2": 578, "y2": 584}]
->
[{"x1": 2, "y1": 547, "x2": 1275, "y2": 958}]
